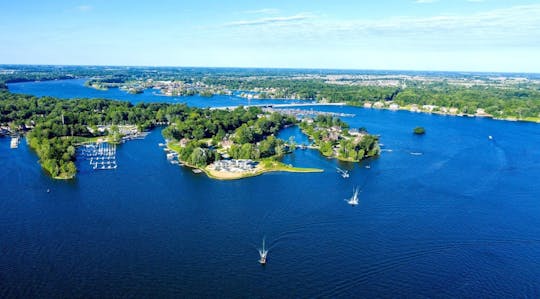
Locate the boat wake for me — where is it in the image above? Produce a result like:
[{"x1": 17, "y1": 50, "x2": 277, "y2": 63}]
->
[
  {"x1": 345, "y1": 187, "x2": 359, "y2": 206},
  {"x1": 258, "y1": 237, "x2": 268, "y2": 265}
]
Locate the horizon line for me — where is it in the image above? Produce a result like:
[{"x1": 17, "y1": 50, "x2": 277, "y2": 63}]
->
[{"x1": 0, "y1": 63, "x2": 539, "y2": 76}]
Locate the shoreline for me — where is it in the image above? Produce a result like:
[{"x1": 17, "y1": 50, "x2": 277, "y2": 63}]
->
[
  {"x1": 354, "y1": 104, "x2": 540, "y2": 124},
  {"x1": 166, "y1": 144, "x2": 323, "y2": 180},
  {"x1": 205, "y1": 162, "x2": 323, "y2": 180},
  {"x1": 10, "y1": 79, "x2": 538, "y2": 124}
]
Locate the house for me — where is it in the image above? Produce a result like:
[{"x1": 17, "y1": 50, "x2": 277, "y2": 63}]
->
[
  {"x1": 373, "y1": 101, "x2": 384, "y2": 109},
  {"x1": 422, "y1": 105, "x2": 438, "y2": 112},
  {"x1": 210, "y1": 159, "x2": 258, "y2": 172},
  {"x1": 220, "y1": 139, "x2": 233, "y2": 149},
  {"x1": 179, "y1": 138, "x2": 190, "y2": 147}
]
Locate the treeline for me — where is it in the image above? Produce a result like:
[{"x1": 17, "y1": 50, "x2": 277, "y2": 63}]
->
[
  {"x1": 206, "y1": 76, "x2": 540, "y2": 120},
  {"x1": 0, "y1": 91, "x2": 176, "y2": 130},
  {"x1": 391, "y1": 84, "x2": 540, "y2": 118}
]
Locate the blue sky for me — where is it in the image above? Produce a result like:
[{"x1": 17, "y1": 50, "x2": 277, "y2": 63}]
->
[{"x1": 1, "y1": 0, "x2": 539, "y2": 72}]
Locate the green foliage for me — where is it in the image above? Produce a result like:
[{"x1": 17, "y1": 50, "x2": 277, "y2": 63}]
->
[
  {"x1": 300, "y1": 116, "x2": 380, "y2": 162},
  {"x1": 413, "y1": 126, "x2": 426, "y2": 134},
  {"x1": 0, "y1": 90, "x2": 203, "y2": 178}
]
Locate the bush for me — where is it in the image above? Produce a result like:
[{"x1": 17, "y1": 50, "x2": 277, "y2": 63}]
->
[{"x1": 413, "y1": 127, "x2": 426, "y2": 135}]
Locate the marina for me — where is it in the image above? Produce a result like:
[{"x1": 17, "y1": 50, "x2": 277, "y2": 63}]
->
[
  {"x1": 79, "y1": 142, "x2": 118, "y2": 170},
  {"x1": 264, "y1": 107, "x2": 355, "y2": 118}
]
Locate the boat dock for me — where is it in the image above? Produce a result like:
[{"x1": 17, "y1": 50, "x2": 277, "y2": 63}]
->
[
  {"x1": 10, "y1": 137, "x2": 20, "y2": 149},
  {"x1": 79, "y1": 142, "x2": 118, "y2": 170},
  {"x1": 263, "y1": 107, "x2": 355, "y2": 118},
  {"x1": 211, "y1": 102, "x2": 347, "y2": 110}
]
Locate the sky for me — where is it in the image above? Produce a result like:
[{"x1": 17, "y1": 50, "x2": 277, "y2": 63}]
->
[{"x1": 1, "y1": 0, "x2": 539, "y2": 72}]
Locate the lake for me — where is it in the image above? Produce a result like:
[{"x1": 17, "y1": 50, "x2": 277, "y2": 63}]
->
[
  {"x1": 1, "y1": 80, "x2": 540, "y2": 297},
  {"x1": 7, "y1": 78, "x2": 310, "y2": 107}
]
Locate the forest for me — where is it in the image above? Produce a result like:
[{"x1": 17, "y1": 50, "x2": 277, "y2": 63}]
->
[{"x1": 0, "y1": 90, "x2": 296, "y2": 178}]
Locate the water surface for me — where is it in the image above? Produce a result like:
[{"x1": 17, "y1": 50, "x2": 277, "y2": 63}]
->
[
  {"x1": 8, "y1": 79, "x2": 309, "y2": 107},
  {"x1": 1, "y1": 81, "x2": 540, "y2": 297}
]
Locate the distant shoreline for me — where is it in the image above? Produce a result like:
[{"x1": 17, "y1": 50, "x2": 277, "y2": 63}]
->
[
  {"x1": 7, "y1": 77, "x2": 540, "y2": 125},
  {"x1": 355, "y1": 104, "x2": 540, "y2": 124}
]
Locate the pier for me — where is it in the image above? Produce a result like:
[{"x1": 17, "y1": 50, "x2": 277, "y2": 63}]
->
[
  {"x1": 211, "y1": 102, "x2": 347, "y2": 110},
  {"x1": 211, "y1": 102, "x2": 353, "y2": 118},
  {"x1": 10, "y1": 136, "x2": 20, "y2": 149},
  {"x1": 262, "y1": 107, "x2": 355, "y2": 118}
]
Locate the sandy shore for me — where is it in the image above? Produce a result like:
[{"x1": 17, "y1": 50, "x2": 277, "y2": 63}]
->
[{"x1": 204, "y1": 161, "x2": 323, "y2": 180}]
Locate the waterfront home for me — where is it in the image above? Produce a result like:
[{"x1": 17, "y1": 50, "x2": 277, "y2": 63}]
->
[
  {"x1": 422, "y1": 105, "x2": 438, "y2": 112},
  {"x1": 179, "y1": 138, "x2": 190, "y2": 147},
  {"x1": 373, "y1": 101, "x2": 384, "y2": 108},
  {"x1": 302, "y1": 118, "x2": 314, "y2": 125},
  {"x1": 476, "y1": 108, "x2": 492, "y2": 117},
  {"x1": 210, "y1": 159, "x2": 258, "y2": 172},
  {"x1": 220, "y1": 139, "x2": 233, "y2": 149}
]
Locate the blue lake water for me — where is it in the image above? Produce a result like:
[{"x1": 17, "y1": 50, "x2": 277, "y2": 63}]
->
[
  {"x1": 7, "y1": 79, "x2": 309, "y2": 107},
  {"x1": 1, "y1": 80, "x2": 540, "y2": 297}
]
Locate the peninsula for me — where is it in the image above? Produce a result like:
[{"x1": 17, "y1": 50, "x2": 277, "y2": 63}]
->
[
  {"x1": 162, "y1": 107, "x2": 323, "y2": 179},
  {"x1": 0, "y1": 89, "x2": 322, "y2": 179}
]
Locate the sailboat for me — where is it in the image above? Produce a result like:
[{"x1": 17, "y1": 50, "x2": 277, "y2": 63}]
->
[
  {"x1": 336, "y1": 167, "x2": 349, "y2": 178},
  {"x1": 345, "y1": 187, "x2": 359, "y2": 206},
  {"x1": 258, "y1": 237, "x2": 268, "y2": 265}
]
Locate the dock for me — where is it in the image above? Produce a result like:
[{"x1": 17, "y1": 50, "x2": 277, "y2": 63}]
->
[
  {"x1": 10, "y1": 137, "x2": 20, "y2": 149},
  {"x1": 263, "y1": 107, "x2": 355, "y2": 118},
  {"x1": 79, "y1": 142, "x2": 118, "y2": 170},
  {"x1": 211, "y1": 102, "x2": 347, "y2": 110}
]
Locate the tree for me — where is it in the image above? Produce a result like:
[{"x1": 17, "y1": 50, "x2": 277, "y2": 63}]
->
[{"x1": 413, "y1": 127, "x2": 426, "y2": 135}]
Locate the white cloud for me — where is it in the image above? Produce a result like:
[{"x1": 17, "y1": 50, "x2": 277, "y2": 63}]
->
[
  {"x1": 225, "y1": 13, "x2": 313, "y2": 27},
  {"x1": 414, "y1": 0, "x2": 438, "y2": 3},
  {"x1": 76, "y1": 5, "x2": 93, "y2": 12},
  {"x1": 242, "y1": 8, "x2": 280, "y2": 15},
  {"x1": 221, "y1": 4, "x2": 540, "y2": 50}
]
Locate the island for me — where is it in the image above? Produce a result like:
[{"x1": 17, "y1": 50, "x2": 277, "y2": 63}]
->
[{"x1": 413, "y1": 126, "x2": 426, "y2": 135}]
